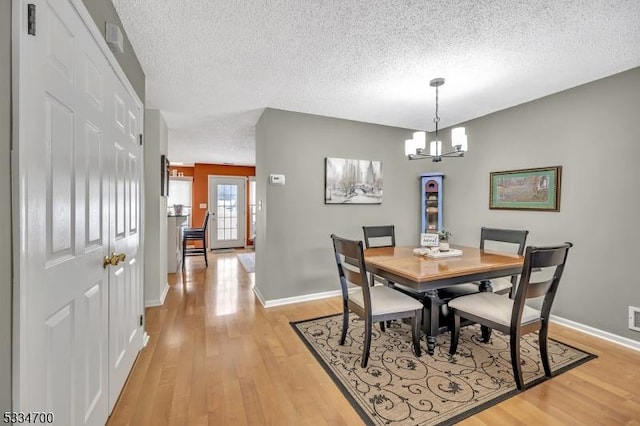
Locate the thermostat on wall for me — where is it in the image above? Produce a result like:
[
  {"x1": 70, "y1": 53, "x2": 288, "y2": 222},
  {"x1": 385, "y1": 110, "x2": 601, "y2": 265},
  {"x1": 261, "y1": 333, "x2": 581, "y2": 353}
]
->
[{"x1": 269, "y1": 174, "x2": 285, "y2": 185}]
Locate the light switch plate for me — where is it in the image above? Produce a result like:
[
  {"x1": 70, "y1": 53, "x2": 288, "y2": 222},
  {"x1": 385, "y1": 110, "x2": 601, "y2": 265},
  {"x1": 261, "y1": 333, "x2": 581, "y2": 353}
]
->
[
  {"x1": 199, "y1": 203, "x2": 207, "y2": 209},
  {"x1": 269, "y1": 174, "x2": 285, "y2": 185}
]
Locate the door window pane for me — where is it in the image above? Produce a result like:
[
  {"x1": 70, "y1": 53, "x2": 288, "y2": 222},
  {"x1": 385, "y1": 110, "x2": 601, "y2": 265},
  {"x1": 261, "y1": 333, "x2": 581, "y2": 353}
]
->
[
  {"x1": 216, "y1": 184, "x2": 239, "y2": 241},
  {"x1": 249, "y1": 179, "x2": 256, "y2": 241}
]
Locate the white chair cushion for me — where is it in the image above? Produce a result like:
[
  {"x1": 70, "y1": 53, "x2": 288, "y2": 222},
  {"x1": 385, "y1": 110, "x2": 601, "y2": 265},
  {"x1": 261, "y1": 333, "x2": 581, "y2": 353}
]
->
[
  {"x1": 349, "y1": 285, "x2": 423, "y2": 316},
  {"x1": 371, "y1": 274, "x2": 388, "y2": 286},
  {"x1": 486, "y1": 277, "x2": 513, "y2": 293},
  {"x1": 448, "y1": 292, "x2": 540, "y2": 327}
]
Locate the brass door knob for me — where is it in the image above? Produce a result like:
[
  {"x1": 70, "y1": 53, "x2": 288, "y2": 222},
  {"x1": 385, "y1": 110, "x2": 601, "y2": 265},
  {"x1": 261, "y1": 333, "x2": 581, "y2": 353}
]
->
[{"x1": 103, "y1": 252, "x2": 127, "y2": 268}]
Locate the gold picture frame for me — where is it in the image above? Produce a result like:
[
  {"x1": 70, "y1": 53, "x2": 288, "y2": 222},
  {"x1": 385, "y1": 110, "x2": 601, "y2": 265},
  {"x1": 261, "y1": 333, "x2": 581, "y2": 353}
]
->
[{"x1": 489, "y1": 166, "x2": 561, "y2": 211}]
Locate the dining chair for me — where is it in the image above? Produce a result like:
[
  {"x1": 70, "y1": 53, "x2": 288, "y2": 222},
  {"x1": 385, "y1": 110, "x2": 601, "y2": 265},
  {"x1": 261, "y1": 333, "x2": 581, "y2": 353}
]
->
[
  {"x1": 476, "y1": 227, "x2": 530, "y2": 296},
  {"x1": 362, "y1": 225, "x2": 396, "y2": 285},
  {"x1": 439, "y1": 227, "x2": 530, "y2": 341},
  {"x1": 448, "y1": 242, "x2": 573, "y2": 390},
  {"x1": 362, "y1": 225, "x2": 398, "y2": 331},
  {"x1": 362, "y1": 225, "x2": 396, "y2": 249},
  {"x1": 440, "y1": 227, "x2": 529, "y2": 299},
  {"x1": 182, "y1": 211, "x2": 210, "y2": 268},
  {"x1": 331, "y1": 234, "x2": 423, "y2": 367}
]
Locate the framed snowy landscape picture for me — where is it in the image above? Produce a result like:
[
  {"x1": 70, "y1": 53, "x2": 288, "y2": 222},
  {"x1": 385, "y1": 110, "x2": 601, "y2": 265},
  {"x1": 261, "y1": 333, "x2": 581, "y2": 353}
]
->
[{"x1": 324, "y1": 157, "x2": 383, "y2": 204}]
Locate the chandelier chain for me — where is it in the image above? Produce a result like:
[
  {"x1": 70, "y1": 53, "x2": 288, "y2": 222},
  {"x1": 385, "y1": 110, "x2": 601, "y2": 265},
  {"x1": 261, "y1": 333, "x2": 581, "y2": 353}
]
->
[
  {"x1": 433, "y1": 85, "x2": 440, "y2": 123},
  {"x1": 433, "y1": 85, "x2": 440, "y2": 138}
]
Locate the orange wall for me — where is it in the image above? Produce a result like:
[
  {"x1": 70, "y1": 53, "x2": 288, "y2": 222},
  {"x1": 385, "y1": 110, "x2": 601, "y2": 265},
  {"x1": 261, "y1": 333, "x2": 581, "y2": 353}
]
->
[{"x1": 188, "y1": 163, "x2": 256, "y2": 247}]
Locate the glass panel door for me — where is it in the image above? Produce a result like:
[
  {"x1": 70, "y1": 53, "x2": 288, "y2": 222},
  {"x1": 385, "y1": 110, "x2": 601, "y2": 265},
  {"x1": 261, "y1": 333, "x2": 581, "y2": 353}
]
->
[{"x1": 208, "y1": 176, "x2": 246, "y2": 249}]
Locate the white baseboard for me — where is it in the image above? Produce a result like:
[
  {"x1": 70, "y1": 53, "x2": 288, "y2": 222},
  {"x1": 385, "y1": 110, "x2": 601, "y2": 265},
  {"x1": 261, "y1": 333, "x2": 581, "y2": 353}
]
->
[
  {"x1": 258, "y1": 288, "x2": 342, "y2": 308},
  {"x1": 252, "y1": 288, "x2": 640, "y2": 352},
  {"x1": 551, "y1": 314, "x2": 640, "y2": 352},
  {"x1": 143, "y1": 332, "x2": 150, "y2": 347},
  {"x1": 252, "y1": 285, "x2": 266, "y2": 306},
  {"x1": 144, "y1": 282, "x2": 170, "y2": 308},
  {"x1": 160, "y1": 282, "x2": 170, "y2": 305}
]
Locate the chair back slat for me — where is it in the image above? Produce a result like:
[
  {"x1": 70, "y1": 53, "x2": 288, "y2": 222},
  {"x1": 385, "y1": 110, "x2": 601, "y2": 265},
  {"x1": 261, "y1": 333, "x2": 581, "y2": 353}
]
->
[
  {"x1": 362, "y1": 225, "x2": 395, "y2": 249},
  {"x1": 331, "y1": 234, "x2": 372, "y2": 309},
  {"x1": 334, "y1": 235, "x2": 362, "y2": 259},
  {"x1": 525, "y1": 278, "x2": 554, "y2": 299},
  {"x1": 480, "y1": 227, "x2": 528, "y2": 253},
  {"x1": 480, "y1": 227, "x2": 529, "y2": 293},
  {"x1": 343, "y1": 267, "x2": 366, "y2": 287},
  {"x1": 529, "y1": 246, "x2": 569, "y2": 268},
  {"x1": 343, "y1": 256, "x2": 360, "y2": 267},
  {"x1": 511, "y1": 243, "x2": 573, "y2": 328},
  {"x1": 202, "y1": 211, "x2": 210, "y2": 231}
]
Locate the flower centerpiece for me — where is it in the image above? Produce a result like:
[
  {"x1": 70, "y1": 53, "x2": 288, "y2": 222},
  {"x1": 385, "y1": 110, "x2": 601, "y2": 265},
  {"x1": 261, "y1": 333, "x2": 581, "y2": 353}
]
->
[{"x1": 438, "y1": 228, "x2": 453, "y2": 251}]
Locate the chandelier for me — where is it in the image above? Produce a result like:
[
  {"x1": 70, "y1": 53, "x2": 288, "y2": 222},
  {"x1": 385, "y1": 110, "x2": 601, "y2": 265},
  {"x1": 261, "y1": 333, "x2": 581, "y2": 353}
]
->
[{"x1": 405, "y1": 78, "x2": 468, "y2": 162}]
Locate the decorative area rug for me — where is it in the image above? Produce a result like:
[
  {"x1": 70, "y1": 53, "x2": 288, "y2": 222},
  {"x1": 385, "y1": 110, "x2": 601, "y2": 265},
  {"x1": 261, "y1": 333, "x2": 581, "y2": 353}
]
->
[
  {"x1": 237, "y1": 252, "x2": 255, "y2": 273},
  {"x1": 292, "y1": 314, "x2": 596, "y2": 426}
]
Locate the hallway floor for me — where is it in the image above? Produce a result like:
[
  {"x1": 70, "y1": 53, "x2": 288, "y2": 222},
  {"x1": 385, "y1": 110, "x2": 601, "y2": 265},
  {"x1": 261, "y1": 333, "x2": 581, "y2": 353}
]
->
[{"x1": 107, "y1": 251, "x2": 359, "y2": 425}]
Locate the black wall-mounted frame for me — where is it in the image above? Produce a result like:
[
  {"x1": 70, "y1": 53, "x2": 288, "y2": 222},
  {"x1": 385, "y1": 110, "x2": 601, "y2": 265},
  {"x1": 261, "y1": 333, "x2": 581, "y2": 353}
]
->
[{"x1": 161, "y1": 154, "x2": 170, "y2": 197}]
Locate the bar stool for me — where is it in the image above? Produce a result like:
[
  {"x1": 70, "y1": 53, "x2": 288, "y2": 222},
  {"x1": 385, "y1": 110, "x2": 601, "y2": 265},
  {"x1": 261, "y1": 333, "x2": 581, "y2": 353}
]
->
[{"x1": 182, "y1": 211, "x2": 210, "y2": 268}]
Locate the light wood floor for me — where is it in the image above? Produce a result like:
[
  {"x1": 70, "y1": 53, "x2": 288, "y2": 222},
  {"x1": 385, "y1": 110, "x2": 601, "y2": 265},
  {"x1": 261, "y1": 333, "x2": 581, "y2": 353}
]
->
[{"x1": 107, "y1": 251, "x2": 640, "y2": 425}]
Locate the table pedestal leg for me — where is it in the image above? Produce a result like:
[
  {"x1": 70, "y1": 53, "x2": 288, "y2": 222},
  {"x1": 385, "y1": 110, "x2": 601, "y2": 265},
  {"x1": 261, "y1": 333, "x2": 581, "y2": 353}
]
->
[{"x1": 478, "y1": 280, "x2": 493, "y2": 292}]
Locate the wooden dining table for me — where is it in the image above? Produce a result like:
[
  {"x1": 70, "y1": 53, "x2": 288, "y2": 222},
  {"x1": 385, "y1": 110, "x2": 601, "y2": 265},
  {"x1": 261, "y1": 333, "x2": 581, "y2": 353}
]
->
[{"x1": 364, "y1": 245, "x2": 524, "y2": 354}]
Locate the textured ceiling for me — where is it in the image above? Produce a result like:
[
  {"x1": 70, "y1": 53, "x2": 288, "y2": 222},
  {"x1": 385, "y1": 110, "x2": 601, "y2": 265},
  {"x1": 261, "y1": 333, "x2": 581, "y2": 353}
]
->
[{"x1": 112, "y1": 0, "x2": 640, "y2": 166}]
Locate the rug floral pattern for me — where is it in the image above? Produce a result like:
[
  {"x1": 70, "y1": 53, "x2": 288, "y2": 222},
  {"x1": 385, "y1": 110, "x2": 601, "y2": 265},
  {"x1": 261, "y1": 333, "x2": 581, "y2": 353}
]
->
[{"x1": 292, "y1": 314, "x2": 595, "y2": 426}]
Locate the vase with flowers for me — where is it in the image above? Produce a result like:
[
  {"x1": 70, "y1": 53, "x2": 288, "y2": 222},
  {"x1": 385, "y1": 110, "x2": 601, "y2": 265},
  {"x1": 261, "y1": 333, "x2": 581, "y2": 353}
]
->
[{"x1": 438, "y1": 228, "x2": 453, "y2": 252}]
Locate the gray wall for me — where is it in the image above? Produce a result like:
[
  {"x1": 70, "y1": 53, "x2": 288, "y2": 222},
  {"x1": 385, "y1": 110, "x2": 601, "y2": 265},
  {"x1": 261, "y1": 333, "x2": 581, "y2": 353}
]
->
[
  {"x1": 438, "y1": 68, "x2": 640, "y2": 342},
  {"x1": 82, "y1": 0, "x2": 145, "y2": 101},
  {"x1": 1, "y1": 0, "x2": 12, "y2": 413},
  {"x1": 256, "y1": 68, "x2": 640, "y2": 342},
  {"x1": 255, "y1": 109, "x2": 430, "y2": 301},
  {"x1": 144, "y1": 110, "x2": 169, "y2": 306}
]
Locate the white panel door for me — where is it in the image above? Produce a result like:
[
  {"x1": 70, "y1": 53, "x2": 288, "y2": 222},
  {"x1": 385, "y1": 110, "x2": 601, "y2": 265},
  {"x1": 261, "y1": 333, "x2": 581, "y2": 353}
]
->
[
  {"x1": 107, "y1": 79, "x2": 143, "y2": 411},
  {"x1": 14, "y1": 0, "x2": 143, "y2": 423},
  {"x1": 16, "y1": 0, "x2": 110, "y2": 424},
  {"x1": 208, "y1": 176, "x2": 246, "y2": 249}
]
